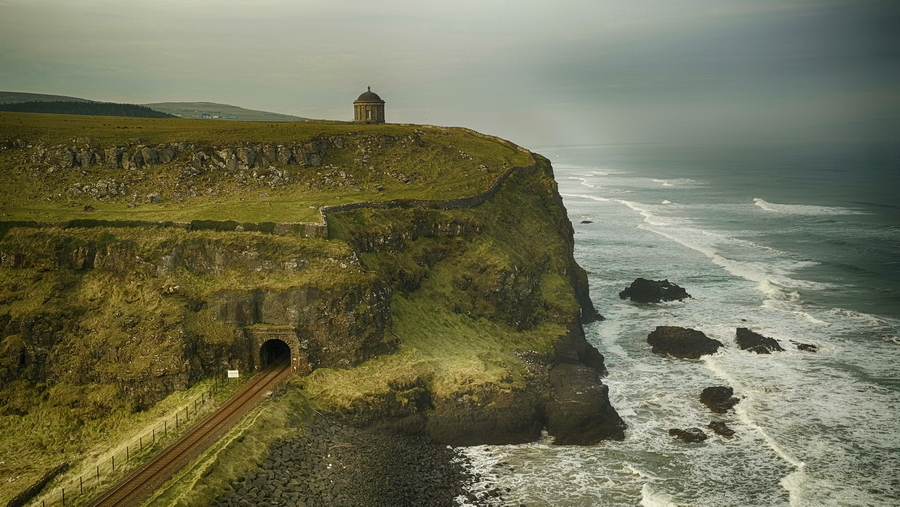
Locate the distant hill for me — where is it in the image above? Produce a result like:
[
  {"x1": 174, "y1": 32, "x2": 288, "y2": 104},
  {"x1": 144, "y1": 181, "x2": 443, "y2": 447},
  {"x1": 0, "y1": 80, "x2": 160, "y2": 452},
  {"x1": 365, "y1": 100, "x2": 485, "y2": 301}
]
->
[
  {"x1": 0, "y1": 91, "x2": 95, "y2": 104},
  {"x1": 144, "y1": 102, "x2": 309, "y2": 121},
  {"x1": 0, "y1": 100, "x2": 176, "y2": 118},
  {"x1": 0, "y1": 92, "x2": 309, "y2": 122}
]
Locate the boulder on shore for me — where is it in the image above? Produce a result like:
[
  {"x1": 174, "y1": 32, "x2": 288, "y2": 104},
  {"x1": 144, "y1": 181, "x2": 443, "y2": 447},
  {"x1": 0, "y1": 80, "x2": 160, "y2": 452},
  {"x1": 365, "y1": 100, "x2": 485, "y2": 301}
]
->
[
  {"x1": 646, "y1": 326, "x2": 723, "y2": 359},
  {"x1": 619, "y1": 278, "x2": 691, "y2": 303},
  {"x1": 735, "y1": 327, "x2": 784, "y2": 354},
  {"x1": 668, "y1": 427, "x2": 708, "y2": 443},
  {"x1": 700, "y1": 386, "x2": 740, "y2": 413}
]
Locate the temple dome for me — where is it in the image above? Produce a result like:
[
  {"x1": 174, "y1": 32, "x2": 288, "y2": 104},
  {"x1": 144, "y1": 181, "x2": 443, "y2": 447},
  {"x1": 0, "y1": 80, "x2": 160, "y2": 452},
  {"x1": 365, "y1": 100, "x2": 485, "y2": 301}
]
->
[
  {"x1": 353, "y1": 87, "x2": 386, "y2": 124},
  {"x1": 356, "y1": 87, "x2": 383, "y2": 103}
]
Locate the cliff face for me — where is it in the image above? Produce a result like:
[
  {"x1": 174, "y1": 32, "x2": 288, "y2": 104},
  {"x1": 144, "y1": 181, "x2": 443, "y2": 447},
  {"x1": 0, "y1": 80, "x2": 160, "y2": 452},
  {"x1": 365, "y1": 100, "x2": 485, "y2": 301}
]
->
[
  {"x1": 313, "y1": 155, "x2": 624, "y2": 445},
  {"x1": 0, "y1": 124, "x2": 621, "y2": 463},
  {"x1": 0, "y1": 229, "x2": 392, "y2": 414}
]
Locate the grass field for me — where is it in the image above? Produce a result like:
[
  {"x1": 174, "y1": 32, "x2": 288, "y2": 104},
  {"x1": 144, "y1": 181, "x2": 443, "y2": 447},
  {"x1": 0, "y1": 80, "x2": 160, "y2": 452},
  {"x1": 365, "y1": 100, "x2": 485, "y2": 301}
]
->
[{"x1": 0, "y1": 112, "x2": 531, "y2": 224}]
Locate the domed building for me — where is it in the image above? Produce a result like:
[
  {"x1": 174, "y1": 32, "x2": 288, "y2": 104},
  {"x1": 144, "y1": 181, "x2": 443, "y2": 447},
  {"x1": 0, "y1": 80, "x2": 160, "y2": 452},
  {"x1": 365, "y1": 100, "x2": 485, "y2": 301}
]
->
[{"x1": 353, "y1": 87, "x2": 385, "y2": 124}]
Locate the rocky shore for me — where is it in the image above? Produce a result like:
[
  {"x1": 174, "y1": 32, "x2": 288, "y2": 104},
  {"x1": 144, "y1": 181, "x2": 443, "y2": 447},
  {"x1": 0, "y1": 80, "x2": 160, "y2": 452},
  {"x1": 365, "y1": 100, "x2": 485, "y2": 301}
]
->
[{"x1": 211, "y1": 416, "x2": 515, "y2": 507}]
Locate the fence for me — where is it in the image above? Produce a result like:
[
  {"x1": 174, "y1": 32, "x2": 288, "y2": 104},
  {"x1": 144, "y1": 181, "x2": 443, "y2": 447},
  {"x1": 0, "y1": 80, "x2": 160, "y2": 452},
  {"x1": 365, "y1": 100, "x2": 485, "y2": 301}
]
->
[{"x1": 24, "y1": 378, "x2": 240, "y2": 507}]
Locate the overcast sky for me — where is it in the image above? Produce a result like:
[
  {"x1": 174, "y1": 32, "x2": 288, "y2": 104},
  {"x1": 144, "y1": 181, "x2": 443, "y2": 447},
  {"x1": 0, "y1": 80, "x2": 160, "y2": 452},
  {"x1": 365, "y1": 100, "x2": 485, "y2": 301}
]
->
[{"x1": 1, "y1": 0, "x2": 898, "y2": 146}]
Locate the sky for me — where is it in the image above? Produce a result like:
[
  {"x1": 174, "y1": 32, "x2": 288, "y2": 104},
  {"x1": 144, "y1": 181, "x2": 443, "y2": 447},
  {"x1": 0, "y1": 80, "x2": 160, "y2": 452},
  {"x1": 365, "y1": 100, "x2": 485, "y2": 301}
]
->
[{"x1": 1, "y1": 0, "x2": 898, "y2": 147}]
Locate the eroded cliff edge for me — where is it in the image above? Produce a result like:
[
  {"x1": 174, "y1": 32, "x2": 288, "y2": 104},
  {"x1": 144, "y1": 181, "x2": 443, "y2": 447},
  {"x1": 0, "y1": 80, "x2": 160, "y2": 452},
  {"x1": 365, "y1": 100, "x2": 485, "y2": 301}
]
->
[
  {"x1": 0, "y1": 122, "x2": 623, "y2": 502},
  {"x1": 315, "y1": 155, "x2": 624, "y2": 445}
]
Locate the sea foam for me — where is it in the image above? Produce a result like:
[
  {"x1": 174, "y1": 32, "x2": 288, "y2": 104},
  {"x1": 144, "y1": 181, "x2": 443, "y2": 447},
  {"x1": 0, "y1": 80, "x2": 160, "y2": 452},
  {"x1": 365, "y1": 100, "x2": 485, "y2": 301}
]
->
[{"x1": 753, "y1": 198, "x2": 866, "y2": 215}]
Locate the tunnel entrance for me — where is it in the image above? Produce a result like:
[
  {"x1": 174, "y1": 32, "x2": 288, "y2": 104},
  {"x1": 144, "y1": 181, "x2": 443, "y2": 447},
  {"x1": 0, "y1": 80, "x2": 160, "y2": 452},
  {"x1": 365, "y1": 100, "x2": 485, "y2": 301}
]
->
[{"x1": 260, "y1": 339, "x2": 291, "y2": 367}]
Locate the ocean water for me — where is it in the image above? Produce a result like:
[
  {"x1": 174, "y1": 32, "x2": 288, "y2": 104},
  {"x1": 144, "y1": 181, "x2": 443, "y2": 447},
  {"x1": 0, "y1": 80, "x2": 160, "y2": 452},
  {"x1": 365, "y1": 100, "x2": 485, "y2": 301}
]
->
[{"x1": 458, "y1": 141, "x2": 900, "y2": 506}]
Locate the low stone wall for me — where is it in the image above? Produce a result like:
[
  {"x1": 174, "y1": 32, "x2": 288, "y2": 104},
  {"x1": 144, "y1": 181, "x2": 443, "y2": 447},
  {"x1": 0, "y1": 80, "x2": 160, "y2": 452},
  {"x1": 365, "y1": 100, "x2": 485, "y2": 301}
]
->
[
  {"x1": 319, "y1": 159, "x2": 537, "y2": 229},
  {"x1": 0, "y1": 155, "x2": 536, "y2": 241},
  {"x1": 0, "y1": 219, "x2": 327, "y2": 239}
]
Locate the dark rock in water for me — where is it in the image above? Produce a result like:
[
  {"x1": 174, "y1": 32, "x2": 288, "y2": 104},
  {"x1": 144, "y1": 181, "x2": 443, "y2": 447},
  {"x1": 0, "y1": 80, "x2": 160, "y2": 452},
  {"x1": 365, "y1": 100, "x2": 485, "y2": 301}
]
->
[
  {"x1": 700, "y1": 386, "x2": 740, "y2": 413},
  {"x1": 580, "y1": 220, "x2": 593, "y2": 224},
  {"x1": 708, "y1": 420, "x2": 736, "y2": 437},
  {"x1": 668, "y1": 427, "x2": 708, "y2": 443},
  {"x1": 545, "y1": 363, "x2": 627, "y2": 444},
  {"x1": 619, "y1": 278, "x2": 691, "y2": 303},
  {"x1": 792, "y1": 340, "x2": 818, "y2": 352},
  {"x1": 646, "y1": 326, "x2": 723, "y2": 359},
  {"x1": 736, "y1": 327, "x2": 784, "y2": 354}
]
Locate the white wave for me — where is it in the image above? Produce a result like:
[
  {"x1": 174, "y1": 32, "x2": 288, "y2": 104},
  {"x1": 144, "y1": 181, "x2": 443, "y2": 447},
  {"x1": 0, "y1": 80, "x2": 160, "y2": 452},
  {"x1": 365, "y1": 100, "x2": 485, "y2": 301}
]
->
[
  {"x1": 703, "y1": 355, "x2": 810, "y2": 504},
  {"x1": 827, "y1": 307, "x2": 888, "y2": 327},
  {"x1": 561, "y1": 193, "x2": 610, "y2": 203},
  {"x1": 612, "y1": 199, "x2": 833, "y2": 319},
  {"x1": 617, "y1": 199, "x2": 682, "y2": 227},
  {"x1": 650, "y1": 177, "x2": 704, "y2": 188},
  {"x1": 762, "y1": 300, "x2": 829, "y2": 325},
  {"x1": 753, "y1": 198, "x2": 866, "y2": 216},
  {"x1": 553, "y1": 163, "x2": 614, "y2": 176},
  {"x1": 640, "y1": 484, "x2": 680, "y2": 507},
  {"x1": 661, "y1": 200, "x2": 673, "y2": 204}
]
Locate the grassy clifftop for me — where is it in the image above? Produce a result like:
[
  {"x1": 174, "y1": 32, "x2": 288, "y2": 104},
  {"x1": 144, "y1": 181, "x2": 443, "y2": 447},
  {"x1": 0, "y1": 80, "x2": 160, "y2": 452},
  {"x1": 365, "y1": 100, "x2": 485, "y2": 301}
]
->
[{"x1": 0, "y1": 112, "x2": 530, "y2": 223}]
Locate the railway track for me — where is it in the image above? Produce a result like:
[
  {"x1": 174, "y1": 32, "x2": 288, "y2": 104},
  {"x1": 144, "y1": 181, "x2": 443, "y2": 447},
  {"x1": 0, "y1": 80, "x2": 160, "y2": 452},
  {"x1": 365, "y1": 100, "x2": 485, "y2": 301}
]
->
[{"x1": 87, "y1": 360, "x2": 291, "y2": 507}]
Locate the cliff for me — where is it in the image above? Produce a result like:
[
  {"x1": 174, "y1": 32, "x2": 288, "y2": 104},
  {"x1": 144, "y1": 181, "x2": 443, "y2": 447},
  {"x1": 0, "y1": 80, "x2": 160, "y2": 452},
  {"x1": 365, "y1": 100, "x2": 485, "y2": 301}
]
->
[{"x1": 0, "y1": 112, "x2": 622, "y2": 504}]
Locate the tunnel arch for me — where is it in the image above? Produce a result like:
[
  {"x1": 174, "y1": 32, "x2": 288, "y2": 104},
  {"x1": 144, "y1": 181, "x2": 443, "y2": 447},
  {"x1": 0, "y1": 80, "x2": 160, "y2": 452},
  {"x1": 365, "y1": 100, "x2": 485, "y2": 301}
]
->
[{"x1": 259, "y1": 339, "x2": 291, "y2": 367}]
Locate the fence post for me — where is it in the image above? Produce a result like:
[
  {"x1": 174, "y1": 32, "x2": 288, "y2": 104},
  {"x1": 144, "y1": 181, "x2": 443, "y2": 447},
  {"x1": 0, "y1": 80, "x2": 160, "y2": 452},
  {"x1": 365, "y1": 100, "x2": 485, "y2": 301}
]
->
[
  {"x1": 61, "y1": 487, "x2": 65, "y2": 506},
  {"x1": 112, "y1": 455, "x2": 115, "y2": 472},
  {"x1": 140, "y1": 437, "x2": 143, "y2": 452},
  {"x1": 176, "y1": 413, "x2": 179, "y2": 429},
  {"x1": 153, "y1": 428, "x2": 155, "y2": 443},
  {"x1": 96, "y1": 465, "x2": 100, "y2": 481},
  {"x1": 80, "y1": 476, "x2": 83, "y2": 494},
  {"x1": 126, "y1": 446, "x2": 129, "y2": 461},
  {"x1": 165, "y1": 420, "x2": 167, "y2": 435}
]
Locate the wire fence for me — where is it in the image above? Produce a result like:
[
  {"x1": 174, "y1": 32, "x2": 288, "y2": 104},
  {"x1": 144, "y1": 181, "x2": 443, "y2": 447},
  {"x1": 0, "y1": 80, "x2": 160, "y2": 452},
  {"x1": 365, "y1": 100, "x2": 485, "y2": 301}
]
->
[{"x1": 27, "y1": 378, "x2": 237, "y2": 507}]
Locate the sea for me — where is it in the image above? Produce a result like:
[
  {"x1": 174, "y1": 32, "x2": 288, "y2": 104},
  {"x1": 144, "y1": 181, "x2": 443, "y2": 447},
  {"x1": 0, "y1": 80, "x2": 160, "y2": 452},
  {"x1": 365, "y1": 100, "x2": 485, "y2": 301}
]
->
[{"x1": 457, "y1": 141, "x2": 900, "y2": 506}]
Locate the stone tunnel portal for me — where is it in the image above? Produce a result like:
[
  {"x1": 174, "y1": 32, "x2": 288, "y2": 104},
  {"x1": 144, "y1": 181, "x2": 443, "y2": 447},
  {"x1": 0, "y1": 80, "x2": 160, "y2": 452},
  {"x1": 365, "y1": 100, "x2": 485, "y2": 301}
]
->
[{"x1": 260, "y1": 339, "x2": 291, "y2": 367}]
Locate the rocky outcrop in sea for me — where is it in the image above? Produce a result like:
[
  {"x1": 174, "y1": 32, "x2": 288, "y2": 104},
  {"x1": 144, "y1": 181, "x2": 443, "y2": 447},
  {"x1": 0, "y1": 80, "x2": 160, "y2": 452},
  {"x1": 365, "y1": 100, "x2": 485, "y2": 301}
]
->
[
  {"x1": 619, "y1": 278, "x2": 691, "y2": 303},
  {"x1": 735, "y1": 327, "x2": 785, "y2": 354},
  {"x1": 646, "y1": 326, "x2": 723, "y2": 359}
]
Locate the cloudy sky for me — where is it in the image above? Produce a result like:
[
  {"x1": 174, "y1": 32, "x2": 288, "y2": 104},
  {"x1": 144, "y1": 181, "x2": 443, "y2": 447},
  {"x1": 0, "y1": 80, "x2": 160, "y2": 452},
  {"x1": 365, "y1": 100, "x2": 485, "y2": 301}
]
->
[{"x1": 1, "y1": 0, "x2": 898, "y2": 146}]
